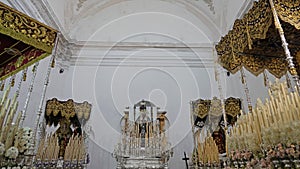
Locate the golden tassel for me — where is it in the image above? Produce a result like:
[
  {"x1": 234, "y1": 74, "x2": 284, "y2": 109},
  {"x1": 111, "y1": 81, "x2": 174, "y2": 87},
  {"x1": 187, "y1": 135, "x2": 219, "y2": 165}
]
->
[
  {"x1": 23, "y1": 69, "x2": 27, "y2": 81},
  {"x1": 32, "y1": 64, "x2": 37, "y2": 72},
  {"x1": 263, "y1": 71, "x2": 267, "y2": 87},
  {"x1": 51, "y1": 57, "x2": 55, "y2": 68},
  {"x1": 10, "y1": 76, "x2": 15, "y2": 87},
  {"x1": 248, "y1": 105, "x2": 253, "y2": 113},
  {"x1": 241, "y1": 71, "x2": 245, "y2": 84},
  {"x1": 0, "y1": 80, "x2": 4, "y2": 91}
]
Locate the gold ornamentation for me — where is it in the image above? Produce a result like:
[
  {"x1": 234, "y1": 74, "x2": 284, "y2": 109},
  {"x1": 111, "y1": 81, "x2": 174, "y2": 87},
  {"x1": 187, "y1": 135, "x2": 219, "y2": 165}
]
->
[
  {"x1": 45, "y1": 98, "x2": 92, "y2": 122},
  {"x1": 215, "y1": 0, "x2": 300, "y2": 78},
  {"x1": 0, "y1": 2, "x2": 57, "y2": 53},
  {"x1": 192, "y1": 97, "x2": 241, "y2": 118},
  {"x1": 10, "y1": 76, "x2": 14, "y2": 87},
  {"x1": 193, "y1": 99, "x2": 210, "y2": 118},
  {"x1": 0, "y1": 80, "x2": 4, "y2": 91},
  {"x1": 51, "y1": 56, "x2": 55, "y2": 68},
  {"x1": 225, "y1": 97, "x2": 241, "y2": 117},
  {"x1": 274, "y1": 0, "x2": 300, "y2": 30},
  {"x1": 289, "y1": 67, "x2": 298, "y2": 76},
  {"x1": 22, "y1": 68, "x2": 27, "y2": 81}
]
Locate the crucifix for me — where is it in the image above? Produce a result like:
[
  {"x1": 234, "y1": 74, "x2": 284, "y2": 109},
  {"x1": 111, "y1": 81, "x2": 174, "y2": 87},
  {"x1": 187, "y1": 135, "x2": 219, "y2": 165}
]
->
[{"x1": 182, "y1": 152, "x2": 189, "y2": 169}]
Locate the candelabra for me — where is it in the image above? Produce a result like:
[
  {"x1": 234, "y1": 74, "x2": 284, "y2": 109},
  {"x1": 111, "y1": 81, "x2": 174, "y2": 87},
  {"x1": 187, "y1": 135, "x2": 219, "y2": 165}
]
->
[
  {"x1": 113, "y1": 100, "x2": 173, "y2": 169},
  {"x1": 0, "y1": 83, "x2": 35, "y2": 169},
  {"x1": 226, "y1": 80, "x2": 300, "y2": 168}
]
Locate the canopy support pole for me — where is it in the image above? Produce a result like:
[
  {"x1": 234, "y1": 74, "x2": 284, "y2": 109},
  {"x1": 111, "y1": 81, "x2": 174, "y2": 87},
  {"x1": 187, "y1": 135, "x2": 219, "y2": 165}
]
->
[{"x1": 269, "y1": 0, "x2": 300, "y2": 92}]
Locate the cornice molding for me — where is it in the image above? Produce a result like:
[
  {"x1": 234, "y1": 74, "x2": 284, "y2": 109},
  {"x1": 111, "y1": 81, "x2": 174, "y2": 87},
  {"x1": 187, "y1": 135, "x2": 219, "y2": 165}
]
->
[
  {"x1": 6, "y1": 0, "x2": 216, "y2": 69},
  {"x1": 68, "y1": 41, "x2": 215, "y2": 68}
]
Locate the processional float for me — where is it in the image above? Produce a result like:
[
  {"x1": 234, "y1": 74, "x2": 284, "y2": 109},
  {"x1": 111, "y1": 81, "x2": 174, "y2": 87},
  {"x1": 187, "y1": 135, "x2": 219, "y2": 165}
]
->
[
  {"x1": 35, "y1": 98, "x2": 92, "y2": 169},
  {"x1": 212, "y1": 0, "x2": 300, "y2": 168},
  {"x1": 113, "y1": 100, "x2": 173, "y2": 169},
  {"x1": 189, "y1": 97, "x2": 241, "y2": 168},
  {"x1": 0, "y1": 1, "x2": 59, "y2": 168}
]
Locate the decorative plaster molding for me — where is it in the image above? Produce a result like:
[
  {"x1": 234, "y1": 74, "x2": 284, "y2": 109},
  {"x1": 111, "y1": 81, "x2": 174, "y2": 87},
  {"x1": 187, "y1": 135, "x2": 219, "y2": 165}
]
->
[
  {"x1": 77, "y1": 0, "x2": 88, "y2": 11},
  {"x1": 7, "y1": 0, "x2": 218, "y2": 69},
  {"x1": 203, "y1": 0, "x2": 215, "y2": 14},
  {"x1": 67, "y1": 41, "x2": 215, "y2": 68},
  {"x1": 69, "y1": 0, "x2": 222, "y2": 42}
]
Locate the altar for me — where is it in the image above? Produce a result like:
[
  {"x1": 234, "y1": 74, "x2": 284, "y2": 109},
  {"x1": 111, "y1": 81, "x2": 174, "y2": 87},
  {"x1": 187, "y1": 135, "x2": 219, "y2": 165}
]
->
[{"x1": 113, "y1": 100, "x2": 173, "y2": 169}]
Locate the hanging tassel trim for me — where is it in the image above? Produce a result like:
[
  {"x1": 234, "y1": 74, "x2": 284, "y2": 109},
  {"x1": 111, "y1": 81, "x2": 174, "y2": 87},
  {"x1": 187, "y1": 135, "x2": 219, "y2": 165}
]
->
[{"x1": 0, "y1": 80, "x2": 5, "y2": 91}]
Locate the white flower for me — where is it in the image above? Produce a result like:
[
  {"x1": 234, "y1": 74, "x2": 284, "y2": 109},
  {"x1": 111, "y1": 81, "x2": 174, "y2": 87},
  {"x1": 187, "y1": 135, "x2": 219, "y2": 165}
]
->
[
  {"x1": 16, "y1": 127, "x2": 34, "y2": 154},
  {"x1": 5, "y1": 147, "x2": 19, "y2": 159},
  {"x1": 0, "y1": 142, "x2": 5, "y2": 155}
]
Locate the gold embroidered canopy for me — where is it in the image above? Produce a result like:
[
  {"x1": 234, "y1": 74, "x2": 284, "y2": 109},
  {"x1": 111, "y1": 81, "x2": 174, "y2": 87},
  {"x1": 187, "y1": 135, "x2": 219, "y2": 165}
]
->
[
  {"x1": 215, "y1": 0, "x2": 300, "y2": 78},
  {"x1": 0, "y1": 2, "x2": 57, "y2": 80},
  {"x1": 192, "y1": 97, "x2": 241, "y2": 128},
  {"x1": 192, "y1": 97, "x2": 241, "y2": 118},
  {"x1": 45, "y1": 98, "x2": 92, "y2": 126}
]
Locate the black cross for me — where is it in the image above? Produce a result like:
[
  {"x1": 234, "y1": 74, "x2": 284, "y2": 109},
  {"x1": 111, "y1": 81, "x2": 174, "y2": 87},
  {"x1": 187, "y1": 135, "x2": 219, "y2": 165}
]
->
[{"x1": 182, "y1": 152, "x2": 189, "y2": 169}]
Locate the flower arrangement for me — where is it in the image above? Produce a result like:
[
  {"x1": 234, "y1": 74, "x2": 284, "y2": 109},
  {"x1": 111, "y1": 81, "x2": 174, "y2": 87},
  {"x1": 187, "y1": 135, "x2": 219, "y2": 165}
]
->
[
  {"x1": 15, "y1": 127, "x2": 34, "y2": 155},
  {"x1": 0, "y1": 127, "x2": 34, "y2": 168},
  {"x1": 224, "y1": 81, "x2": 300, "y2": 168},
  {"x1": 5, "y1": 147, "x2": 18, "y2": 159}
]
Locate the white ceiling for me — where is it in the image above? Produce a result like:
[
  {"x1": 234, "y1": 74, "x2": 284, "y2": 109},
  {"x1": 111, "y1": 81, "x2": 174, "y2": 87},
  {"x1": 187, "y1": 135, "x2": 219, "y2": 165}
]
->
[{"x1": 3, "y1": 0, "x2": 253, "y2": 44}]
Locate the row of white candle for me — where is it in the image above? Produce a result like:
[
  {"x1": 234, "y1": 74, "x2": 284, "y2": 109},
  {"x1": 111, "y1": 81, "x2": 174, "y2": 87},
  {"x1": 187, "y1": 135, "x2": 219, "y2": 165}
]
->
[{"x1": 227, "y1": 81, "x2": 300, "y2": 153}]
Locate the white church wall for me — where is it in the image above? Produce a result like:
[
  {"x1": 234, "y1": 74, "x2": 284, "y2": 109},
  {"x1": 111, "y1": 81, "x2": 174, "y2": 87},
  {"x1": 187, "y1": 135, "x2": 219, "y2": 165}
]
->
[
  {"x1": 0, "y1": 44, "x2": 283, "y2": 169},
  {"x1": 42, "y1": 47, "x2": 273, "y2": 168}
]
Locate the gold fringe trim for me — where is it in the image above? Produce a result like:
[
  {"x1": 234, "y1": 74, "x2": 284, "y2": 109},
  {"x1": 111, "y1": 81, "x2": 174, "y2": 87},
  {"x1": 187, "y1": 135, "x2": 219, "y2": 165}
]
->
[
  {"x1": 263, "y1": 71, "x2": 267, "y2": 87},
  {"x1": 0, "y1": 80, "x2": 4, "y2": 91},
  {"x1": 32, "y1": 64, "x2": 37, "y2": 72},
  {"x1": 241, "y1": 70, "x2": 245, "y2": 84},
  {"x1": 22, "y1": 68, "x2": 27, "y2": 81},
  {"x1": 51, "y1": 57, "x2": 55, "y2": 68},
  {"x1": 0, "y1": 52, "x2": 50, "y2": 81},
  {"x1": 10, "y1": 76, "x2": 15, "y2": 87}
]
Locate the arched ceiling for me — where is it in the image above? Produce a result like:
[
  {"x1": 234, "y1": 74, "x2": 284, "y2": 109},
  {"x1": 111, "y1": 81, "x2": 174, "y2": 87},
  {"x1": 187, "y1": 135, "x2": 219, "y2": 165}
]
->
[
  {"x1": 50, "y1": 0, "x2": 251, "y2": 43},
  {"x1": 4, "y1": 0, "x2": 253, "y2": 45}
]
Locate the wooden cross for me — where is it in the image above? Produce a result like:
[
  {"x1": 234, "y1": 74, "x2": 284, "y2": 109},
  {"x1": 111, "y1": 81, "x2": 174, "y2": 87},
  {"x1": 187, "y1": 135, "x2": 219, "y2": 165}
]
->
[{"x1": 182, "y1": 152, "x2": 189, "y2": 169}]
